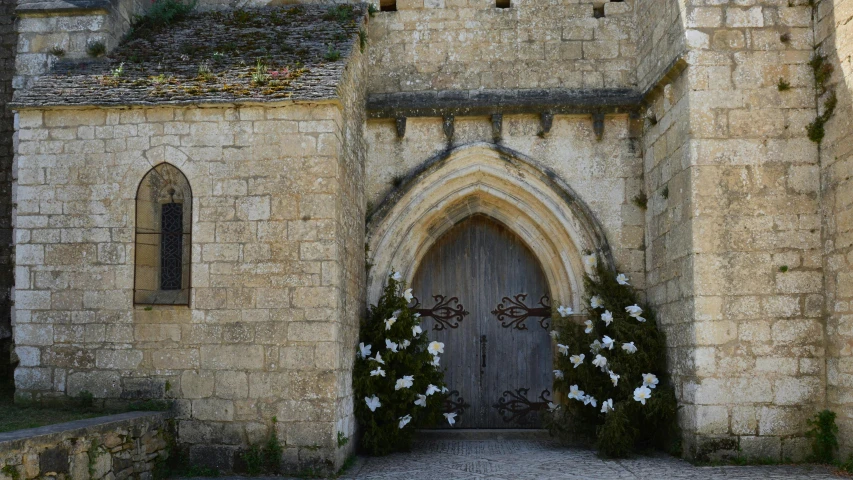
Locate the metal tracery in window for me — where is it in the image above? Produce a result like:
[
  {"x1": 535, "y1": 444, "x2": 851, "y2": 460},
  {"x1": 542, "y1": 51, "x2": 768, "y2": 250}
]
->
[{"x1": 160, "y1": 200, "x2": 183, "y2": 290}]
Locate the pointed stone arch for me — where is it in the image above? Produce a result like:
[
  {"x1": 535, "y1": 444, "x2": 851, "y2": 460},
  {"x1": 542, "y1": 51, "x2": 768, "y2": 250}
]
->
[{"x1": 366, "y1": 142, "x2": 613, "y2": 310}]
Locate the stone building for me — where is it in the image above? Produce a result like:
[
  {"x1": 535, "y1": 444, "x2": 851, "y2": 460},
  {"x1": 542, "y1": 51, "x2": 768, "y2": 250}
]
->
[{"x1": 2, "y1": 0, "x2": 852, "y2": 473}]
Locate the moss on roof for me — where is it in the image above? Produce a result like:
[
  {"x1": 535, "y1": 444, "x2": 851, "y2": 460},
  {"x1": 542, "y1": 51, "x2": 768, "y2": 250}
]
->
[{"x1": 13, "y1": 4, "x2": 366, "y2": 108}]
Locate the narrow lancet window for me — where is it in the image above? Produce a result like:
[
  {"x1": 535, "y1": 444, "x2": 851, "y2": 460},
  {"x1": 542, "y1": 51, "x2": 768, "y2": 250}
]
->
[{"x1": 135, "y1": 164, "x2": 192, "y2": 305}]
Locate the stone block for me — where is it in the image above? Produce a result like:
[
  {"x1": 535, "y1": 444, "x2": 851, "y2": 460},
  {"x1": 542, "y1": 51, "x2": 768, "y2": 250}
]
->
[
  {"x1": 200, "y1": 345, "x2": 265, "y2": 370},
  {"x1": 181, "y1": 370, "x2": 215, "y2": 399},
  {"x1": 215, "y1": 371, "x2": 248, "y2": 399},
  {"x1": 67, "y1": 371, "x2": 121, "y2": 398},
  {"x1": 192, "y1": 398, "x2": 235, "y2": 421},
  {"x1": 739, "y1": 436, "x2": 781, "y2": 460}
]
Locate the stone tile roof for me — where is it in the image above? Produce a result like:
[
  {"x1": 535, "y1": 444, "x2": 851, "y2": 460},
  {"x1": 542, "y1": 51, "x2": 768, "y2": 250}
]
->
[{"x1": 12, "y1": 4, "x2": 366, "y2": 108}]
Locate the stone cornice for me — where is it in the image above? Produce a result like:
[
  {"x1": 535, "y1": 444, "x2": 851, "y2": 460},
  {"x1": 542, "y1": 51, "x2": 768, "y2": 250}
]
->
[
  {"x1": 16, "y1": 0, "x2": 110, "y2": 15},
  {"x1": 366, "y1": 88, "x2": 642, "y2": 119}
]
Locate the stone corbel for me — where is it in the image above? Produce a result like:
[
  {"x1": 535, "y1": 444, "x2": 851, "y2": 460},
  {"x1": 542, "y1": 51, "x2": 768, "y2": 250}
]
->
[
  {"x1": 395, "y1": 116, "x2": 407, "y2": 138},
  {"x1": 539, "y1": 112, "x2": 553, "y2": 137},
  {"x1": 491, "y1": 114, "x2": 503, "y2": 142},
  {"x1": 443, "y1": 114, "x2": 455, "y2": 141},
  {"x1": 592, "y1": 112, "x2": 605, "y2": 141}
]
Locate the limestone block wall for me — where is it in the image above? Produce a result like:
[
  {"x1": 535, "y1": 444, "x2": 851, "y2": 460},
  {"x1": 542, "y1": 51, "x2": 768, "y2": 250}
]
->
[
  {"x1": 12, "y1": 100, "x2": 360, "y2": 473},
  {"x1": 815, "y1": 0, "x2": 853, "y2": 456},
  {"x1": 365, "y1": 115, "x2": 646, "y2": 289},
  {"x1": 0, "y1": 0, "x2": 18, "y2": 383},
  {"x1": 367, "y1": 0, "x2": 637, "y2": 93},
  {"x1": 641, "y1": 64, "x2": 696, "y2": 452},
  {"x1": 0, "y1": 411, "x2": 170, "y2": 480},
  {"x1": 646, "y1": 0, "x2": 823, "y2": 460},
  {"x1": 635, "y1": 0, "x2": 685, "y2": 92},
  {"x1": 14, "y1": 0, "x2": 149, "y2": 91}
]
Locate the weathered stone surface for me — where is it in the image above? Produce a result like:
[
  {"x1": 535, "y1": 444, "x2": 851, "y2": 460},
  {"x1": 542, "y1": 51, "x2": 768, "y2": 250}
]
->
[{"x1": 0, "y1": 412, "x2": 170, "y2": 480}]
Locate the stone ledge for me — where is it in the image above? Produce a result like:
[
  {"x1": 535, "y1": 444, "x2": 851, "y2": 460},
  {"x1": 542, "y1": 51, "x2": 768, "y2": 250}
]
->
[
  {"x1": 367, "y1": 88, "x2": 642, "y2": 119},
  {"x1": 0, "y1": 410, "x2": 170, "y2": 448},
  {"x1": 16, "y1": 0, "x2": 110, "y2": 15}
]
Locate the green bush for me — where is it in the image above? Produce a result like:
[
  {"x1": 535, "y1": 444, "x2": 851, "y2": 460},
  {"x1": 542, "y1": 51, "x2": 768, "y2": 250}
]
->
[
  {"x1": 806, "y1": 409, "x2": 838, "y2": 463},
  {"x1": 353, "y1": 273, "x2": 448, "y2": 455},
  {"x1": 129, "y1": 0, "x2": 197, "y2": 39},
  {"x1": 545, "y1": 256, "x2": 678, "y2": 457}
]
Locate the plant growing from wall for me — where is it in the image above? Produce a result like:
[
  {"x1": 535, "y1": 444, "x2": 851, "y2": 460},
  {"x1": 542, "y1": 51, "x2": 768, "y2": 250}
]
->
[
  {"x1": 806, "y1": 54, "x2": 837, "y2": 143},
  {"x1": 544, "y1": 256, "x2": 678, "y2": 457},
  {"x1": 805, "y1": 409, "x2": 838, "y2": 463},
  {"x1": 353, "y1": 273, "x2": 449, "y2": 455}
]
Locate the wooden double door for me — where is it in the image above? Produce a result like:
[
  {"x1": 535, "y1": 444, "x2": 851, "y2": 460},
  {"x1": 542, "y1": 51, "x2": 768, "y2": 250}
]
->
[{"x1": 412, "y1": 215, "x2": 553, "y2": 428}]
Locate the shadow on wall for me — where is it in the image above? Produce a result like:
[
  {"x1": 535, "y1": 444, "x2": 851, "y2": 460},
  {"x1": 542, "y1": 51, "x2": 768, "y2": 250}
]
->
[
  {"x1": 0, "y1": 0, "x2": 17, "y2": 388},
  {"x1": 816, "y1": 0, "x2": 853, "y2": 457}
]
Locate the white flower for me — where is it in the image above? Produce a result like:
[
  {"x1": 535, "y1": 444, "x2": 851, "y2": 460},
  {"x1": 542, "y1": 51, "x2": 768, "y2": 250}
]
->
[
  {"x1": 414, "y1": 394, "x2": 427, "y2": 407},
  {"x1": 370, "y1": 367, "x2": 385, "y2": 377},
  {"x1": 583, "y1": 395, "x2": 597, "y2": 408},
  {"x1": 616, "y1": 273, "x2": 630, "y2": 285},
  {"x1": 412, "y1": 325, "x2": 423, "y2": 337},
  {"x1": 622, "y1": 342, "x2": 637, "y2": 354},
  {"x1": 583, "y1": 254, "x2": 598, "y2": 270},
  {"x1": 601, "y1": 310, "x2": 613, "y2": 326},
  {"x1": 391, "y1": 271, "x2": 403, "y2": 282},
  {"x1": 428, "y1": 341, "x2": 444, "y2": 356},
  {"x1": 625, "y1": 305, "x2": 643, "y2": 317},
  {"x1": 444, "y1": 412, "x2": 457, "y2": 426},
  {"x1": 557, "y1": 344, "x2": 570, "y2": 356},
  {"x1": 547, "y1": 402, "x2": 560, "y2": 412},
  {"x1": 601, "y1": 398, "x2": 614, "y2": 414},
  {"x1": 365, "y1": 396, "x2": 381, "y2": 412},
  {"x1": 592, "y1": 354, "x2": 608, "y2": 371},
  {"x1": 635, "y1": 316, "x2": 647, "y2": 323},
  {"x1": 584, "y1": 319, "x2": 594, "y2": 334},
  {"x1": 553, "y1": 369, "x2": 564, "y2": 380},
  {"x1": 549, "y1": 330, "x2": 559, "y2": 340},
  {"x1": 441, "y1": 386, "x2": 449, "y2": 394},
  {"x1": 402, "y1": 288, "x2": 414, "y2": 303},
  {"x1": 602, "y1": 336, "x2": 615, "y2": 350},
  {"x1": 567, "y1": 384, "x2": 584, "y2": 400},
  {"x1": 609, "y1": 371, "x2": 620, "y2": 386},
  {"x1": 358, "y1": 342, "x2": 372, "y2": 359},
  {"x1": 398, "y1": 414, "x2": 412, "y2": 429},
  {"x1": 395, "y1": 375, "x2": 414, "y2": 390},
  {"x1": 643, "y1": 373, "x2": 659, "y2": 389},
  {"x1": 385, "y1": 316, "x2": 397, "y2": 330},
  {"x1": 557, "y1": 305, "x2": 573, "y2": 317},
  {"x1": 385, "y1": 339, "x2": 398, "y2": 353},
  {"x1": 590, "y1": 295, "x2": 603, "y2": 309},
  {"x1": 590, "y1": 340, "x2": 602, "y2": 354},
  {"x1": 425, "y1": 384, "x2": 440, "y2": 396},
  {"x1": 431, "y1": 356, "x2": 441, "y2": 367},
  {"x1": 400, "y1": 339, "x2": 411, "y2": 350},
  {"x1": 370, "y1": 353, "x2": 385, "y2": 364},
  {"x1": 633, "y1": 386, "x2": 652, "y2": 405},
  {"x1": 413, "y1": 313, "x2": 421, "y2": 319},
  {"x1": 570, "y1": 354, "x2": 585, "y2": 368}
]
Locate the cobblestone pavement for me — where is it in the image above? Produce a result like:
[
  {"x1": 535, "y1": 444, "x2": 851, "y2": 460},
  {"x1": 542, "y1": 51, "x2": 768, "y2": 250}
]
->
[{"x1": 336, "y1": 431, "x2": 841, "y2": 480}]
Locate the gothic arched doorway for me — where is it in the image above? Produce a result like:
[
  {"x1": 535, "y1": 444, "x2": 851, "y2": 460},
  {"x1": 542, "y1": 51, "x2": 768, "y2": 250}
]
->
[{"x1": 412, "y1": 215, "x2": 553, "y2": 428}]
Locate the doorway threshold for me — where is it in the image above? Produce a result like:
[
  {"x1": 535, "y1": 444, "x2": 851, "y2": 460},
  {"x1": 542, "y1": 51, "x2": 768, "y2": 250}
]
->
[{"x1": 416, "y1": 429, "x2": 548, "y2": 440}]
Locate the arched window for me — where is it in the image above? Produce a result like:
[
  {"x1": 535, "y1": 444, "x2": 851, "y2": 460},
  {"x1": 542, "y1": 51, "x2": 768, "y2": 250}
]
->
[{"x1": 134, "y1": 164, "x2": 192, "y2": 305}]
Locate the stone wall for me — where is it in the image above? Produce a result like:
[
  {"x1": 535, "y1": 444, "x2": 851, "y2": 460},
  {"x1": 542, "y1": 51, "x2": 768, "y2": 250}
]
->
[
  {"x1": 643, "y1": 0, "x2": 823, "y2": 460},
  {"x1": 0, "y1": 411, "x2": 170, "y2": 480},
  {"x1": 367, "y1": 0, "x2": 636, "y2": 93},
  {"x1": 14, "y1": 0, "x2": 149, "y2": 90},
  {"x1": 815, "y1": 0, "x2": 853, "y2": 456},
  {"x1": 0, "y1": 0, "x2": 18, "y2": 384},
  {"x1": 641, "y1": 62, "x2": 696, "y2": 455},
  {"x1": 635, "y1": 0, "x2": 685, "y2": 92},
  {"x1": 365, "y1": 114, "x2": 646, "y2": 289},
  {"x1": 12, "y1": 98, "x2": 362, "y2": 473}
]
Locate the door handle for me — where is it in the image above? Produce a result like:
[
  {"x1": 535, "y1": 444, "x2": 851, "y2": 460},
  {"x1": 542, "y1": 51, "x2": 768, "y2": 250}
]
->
[{"x1": 480, "y1": 335, "x2": 487, "y2": 378}]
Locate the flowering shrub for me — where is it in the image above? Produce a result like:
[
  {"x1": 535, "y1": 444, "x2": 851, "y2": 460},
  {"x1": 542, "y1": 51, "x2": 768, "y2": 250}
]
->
[
  {"x1": 545, "y1": 256, "x2": 678, "y2": 457},
  {"x1": 353, "y1": 273, "x2": 448, "y2": 455}
]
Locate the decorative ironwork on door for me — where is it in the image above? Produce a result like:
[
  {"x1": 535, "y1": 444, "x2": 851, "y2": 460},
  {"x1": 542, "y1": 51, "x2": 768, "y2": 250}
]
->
[
  {"x1": 491, "y1": 294, "x2": 552, "y2": 330},
  {"x1": 411, "y1": 295, "x2": 469, "y2": 330},
  {"x1": 443, "y1": 390, "x2": 471, "y2": 421},
  {"x1": 492, "y1": 388, "x2": 552, "y2": 423}
]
